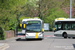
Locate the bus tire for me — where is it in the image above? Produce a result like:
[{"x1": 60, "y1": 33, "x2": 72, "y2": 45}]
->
[
  {"x1": 72, "y1": 37, "x2": 75, "y2": 39},
  {"x1": 63, "y1": 33, "x2": 67, "y2": 38},
  {"x1": 26, "y1": 39, "x2": 29, "y2": 41},
  {"x1": 40, "y1": 38, "x2": 43, "y2": 40},
  {"x1": 68, "y1": 37, "x2": 71, "y2": 39}
]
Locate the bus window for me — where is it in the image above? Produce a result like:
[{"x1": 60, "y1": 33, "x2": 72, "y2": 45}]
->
[
  {"x1": 72, "y1": 24, "x2": 75, "y2": 30},
  {"x1": 55, "y1": 23, "x2": 62, "y2": 30},
  {"x1": 63, "y1": 24, "x2": 71, "y2": 30},
  {"x1": 58, "y1": 24, "x2": 62, "y2": 30}
]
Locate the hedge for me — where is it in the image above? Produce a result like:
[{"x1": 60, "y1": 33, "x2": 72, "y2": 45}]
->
[{"x1": 0, "y1": 27, "x2": 5, "y2": 40}]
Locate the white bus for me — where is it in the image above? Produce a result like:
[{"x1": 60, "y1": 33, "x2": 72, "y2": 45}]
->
[
  {"x1": 20, "y1": 18, "x2": 44, "y2": 40},
  {"x1": 54, "y1": 18, "x2": 75, "y2": 38}
]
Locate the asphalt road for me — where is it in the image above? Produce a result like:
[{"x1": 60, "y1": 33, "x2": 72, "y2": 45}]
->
[{"x1": 0, "y1": 32, "x2": 75, "y2": 50}]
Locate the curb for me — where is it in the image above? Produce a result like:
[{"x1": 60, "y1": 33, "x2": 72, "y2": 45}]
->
[{"x1": 0, "y1": 43, "x2": 9, "y2": 50}]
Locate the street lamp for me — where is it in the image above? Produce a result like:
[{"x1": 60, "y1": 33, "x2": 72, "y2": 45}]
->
[
  {"x1": 70, "y1": 0, "x2": 72, "y2": 18},
  {"x1": 39, "y1": 0, "x2": 41, "y2": 19}
]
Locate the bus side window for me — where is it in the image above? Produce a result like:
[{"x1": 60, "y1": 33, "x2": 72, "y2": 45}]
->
[
  {"x1": 73, "y1": 26, "x2": 75, "y2": 30},
  {"x1": 67, "y1": 24, "x2": 71, "y2": 30},
  {"x1": 63, "y1": 24, "x2": 67, "y2": 30},
  {"x1": 66, "y1": 25, "x2": 69, "y2": 30},
  {"x1": 72, "y1": 24, "x2": 75, "y2": 30}
]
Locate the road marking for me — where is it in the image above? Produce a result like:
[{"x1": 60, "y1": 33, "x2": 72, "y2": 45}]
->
[
  {"x1": 0, "y1": 44, "x2": 6, "y2": 49},
  {"x1": 2, "y1": 46, "x2": 9, "y2": 50},
  {"x1": 0, "y1": 43, "x2": 9, "y2": 50}
]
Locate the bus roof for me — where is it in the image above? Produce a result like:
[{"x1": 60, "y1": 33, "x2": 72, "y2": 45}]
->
[
  {"x1": 22, "y1": 18, "x2": 42, "y2": 22},
  {"x1": 55, "y1": 18, "x2": 75, "y2": 22}
]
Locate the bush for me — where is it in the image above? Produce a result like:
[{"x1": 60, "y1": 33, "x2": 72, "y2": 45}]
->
[
  {"x1": 49, "y1": 27, "x2": 53, "y2": 31},
  {"x1": 0, "y1": 27, "x2": 6, "y2": 40},
  {"x1": 18, "y1": 29, "x2": 22, "y2": 31}
]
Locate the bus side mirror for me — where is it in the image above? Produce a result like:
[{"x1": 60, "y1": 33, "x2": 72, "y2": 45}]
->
[
  {"x1": 42, "y1": 28, "x2": 44, "y2": 33},
  {"x1": 23, "y1": 24, "x2": 26, "y2": 28},
  {"x1": 20, "y1": 24, "x2": 22, "y2": 27}
]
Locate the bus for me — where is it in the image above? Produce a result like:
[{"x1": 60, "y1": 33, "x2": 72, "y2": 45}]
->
[
  {"x1": 54, "y1": 18, "x2": 75, "y2": 38},
  {"x1": 20, "y1": 18, "x2": 44, "y2": 40}
]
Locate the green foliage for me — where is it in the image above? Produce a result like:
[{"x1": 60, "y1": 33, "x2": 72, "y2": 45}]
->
[
  {"x1": 0, "y1": 0, "x2": 27, "y2": 30},
  {"x1": 0, "y1": 0, "x2": 27, "y2": 9},
  {"x1": 36, "y1": 0, "x2": 70, "y2": 31},
  {"x1": 27, "y1": 0, "x2": 38, "y2": 7},
  {"x1": 18, "y1": 29, "x2": 22, "y2": 31},
  {"x1": 0, "y1": 0, "x2": 71, "y2": 31},
  {"x1": 19, "y1": 16, "x2": 39, "y2": 23},
  {"x1": 20, "y1": 0, "x2": 39, "y2": 17},
  {"x1": 49, "y1": 27, "x2": 53, "y2": 31},
  {"x1": 43, "y1": 8, "x2": 68, "y2": 23},
  {"x1": 9, "y1": 17, "x2": 18, "y2": 30},
  {"x1": 19, "y1": 16, "x2": 31, "y2": 21},
  {"x1": 43, "y1": 8, "x2": 69, "y2": 31},
  {"x1": 0, "y1": 27, "x2": 5, "y2": 40},
  {"x1": 0, "y1": 9, "x2": 18, "y2": 30}
]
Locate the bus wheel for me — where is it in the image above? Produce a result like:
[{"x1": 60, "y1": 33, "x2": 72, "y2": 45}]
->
[
  {"x1": 40, "y1": 38, "x2": 43, "y2": 40},
  {"x1": 63, "y1": 33, "x2": 67, "y2": 38},
  {"x1": 72, "y1": 37, "x2": 75, "y2": 39},
  {"x1": 26, "y1": 39, "x2": 29, "y2": 41}
]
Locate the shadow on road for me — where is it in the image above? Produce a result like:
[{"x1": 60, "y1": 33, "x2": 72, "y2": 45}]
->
[
  {"x1": 16, "y1": 38, "x2": 43, "y2": 41},
  {"x1": 72, "y1": 37, "x2": 75, "y2": 39},
  {"x1": 73, "y1": 44, "x2": 75, "y2": 49},
  {"x1": 16, "y1": 38, "x2": 26, "y2": 41}
]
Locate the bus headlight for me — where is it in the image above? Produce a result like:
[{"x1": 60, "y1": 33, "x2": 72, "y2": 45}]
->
[{"x1": 39, "y1": 34, "x2": 42, "y2": 36}]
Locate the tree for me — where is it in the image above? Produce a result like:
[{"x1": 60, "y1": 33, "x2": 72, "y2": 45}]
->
[
  {"x1": 36, "y1": 0, "x2": 69, "y2": 30},
  {"x1": 0, "y1": 0, "x2": 27, "y2": 30}
]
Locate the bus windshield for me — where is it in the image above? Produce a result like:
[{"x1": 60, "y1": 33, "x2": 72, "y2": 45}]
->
[
  {"x1": 55, "y1": 21, "x2": 75, "y2": 31},
  {"x1": 26, "y1": 21, "x2": 41, "y2": 32}
]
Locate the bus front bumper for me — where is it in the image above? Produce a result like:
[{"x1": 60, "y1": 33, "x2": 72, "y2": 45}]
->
[{"x1": 25, "y1": 36, "x2": 44, "y2": 39}]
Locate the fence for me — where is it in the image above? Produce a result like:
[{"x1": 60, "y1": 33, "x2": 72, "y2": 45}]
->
[{"x1": 4, "y1": 30, "x2": 15, "y2": 39}]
